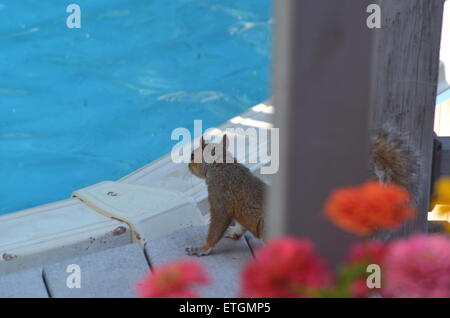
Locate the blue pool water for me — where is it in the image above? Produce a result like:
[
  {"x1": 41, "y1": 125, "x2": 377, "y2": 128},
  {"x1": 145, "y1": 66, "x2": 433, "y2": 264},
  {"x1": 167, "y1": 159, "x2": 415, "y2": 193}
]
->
[{"x1": 0, "y1": 0, "x2": 272, "y2": 215}]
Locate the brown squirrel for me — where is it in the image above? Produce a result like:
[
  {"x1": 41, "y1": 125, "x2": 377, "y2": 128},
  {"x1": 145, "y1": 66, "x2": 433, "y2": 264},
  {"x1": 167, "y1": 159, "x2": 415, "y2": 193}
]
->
[{"x1": 186, "y1": 130, "x2": 419, "y2": 256}]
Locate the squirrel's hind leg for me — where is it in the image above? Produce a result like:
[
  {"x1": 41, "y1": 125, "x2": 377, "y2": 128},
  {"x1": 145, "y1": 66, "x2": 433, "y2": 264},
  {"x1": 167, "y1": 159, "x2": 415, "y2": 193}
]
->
[
  {"x1": 186, "y1": 207, "x2": 232, "y2": 257},
  {"x1": 224, "y1": 222, "x2": 247, "y2": 240}
]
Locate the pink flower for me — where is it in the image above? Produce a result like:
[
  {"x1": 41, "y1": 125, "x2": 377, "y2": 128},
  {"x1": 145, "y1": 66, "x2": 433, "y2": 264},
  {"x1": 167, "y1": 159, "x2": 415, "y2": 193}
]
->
[
  {"x1": 137, "y1": 260, "x2": 210, "y2": 298},
  {"x1": 350, "y1": 278, "x2": 370, "y2": 298},
  {"x1": 347, "y1": 241, "x2": 388, "y2": 265},
  {"x1": 241, "y1": 237, "x2": 333, "y2": 298},
  {"x1": 344, "y1": 241, "x2": 387, "y2": 297},
  {"x1": 383, "y1": 234, "x2": 450, "y2": 298}
]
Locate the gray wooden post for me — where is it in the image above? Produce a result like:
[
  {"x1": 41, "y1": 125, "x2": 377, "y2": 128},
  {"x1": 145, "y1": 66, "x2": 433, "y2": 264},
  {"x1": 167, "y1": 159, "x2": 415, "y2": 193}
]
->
[
  {"x1": 370, "y1": 0, "x2": 445, "y2": 235},
  {"x1": 438, "y1": 137, "x2": 450, "y2": 176},
  {"x1": 267, "y1": 0, "x2": 373, "y2": 264}
]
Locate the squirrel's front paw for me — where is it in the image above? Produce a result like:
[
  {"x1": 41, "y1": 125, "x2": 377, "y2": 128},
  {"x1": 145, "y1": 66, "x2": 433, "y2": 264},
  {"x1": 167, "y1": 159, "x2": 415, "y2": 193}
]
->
[{"x1": 185, "y1": 246, "x2": 212, "y2": 257}]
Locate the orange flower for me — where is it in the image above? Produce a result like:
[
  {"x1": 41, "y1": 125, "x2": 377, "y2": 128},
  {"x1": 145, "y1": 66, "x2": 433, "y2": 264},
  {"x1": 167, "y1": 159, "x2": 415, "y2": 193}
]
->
[{"x1": 324, "y1": 180, "x2": 415, "y2": 236}]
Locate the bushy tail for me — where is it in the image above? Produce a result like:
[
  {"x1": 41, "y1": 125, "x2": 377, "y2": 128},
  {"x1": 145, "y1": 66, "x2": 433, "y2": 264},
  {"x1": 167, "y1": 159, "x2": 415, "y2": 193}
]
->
[{"x1": 370, "y1": 127, "x2": 421, "y2": 196}]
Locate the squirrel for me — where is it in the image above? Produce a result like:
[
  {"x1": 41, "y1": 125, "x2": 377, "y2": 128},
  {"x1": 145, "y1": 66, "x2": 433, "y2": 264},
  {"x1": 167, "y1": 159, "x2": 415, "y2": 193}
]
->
[{"x1": 186, "y1": 130, "x2": 420, "y2": 256}]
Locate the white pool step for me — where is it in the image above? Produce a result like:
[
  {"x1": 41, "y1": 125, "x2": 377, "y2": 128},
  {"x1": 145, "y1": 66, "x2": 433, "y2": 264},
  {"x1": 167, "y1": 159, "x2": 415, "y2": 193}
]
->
[{"x1": 73, "y1": 181, "x2": 207, "y2": 244}]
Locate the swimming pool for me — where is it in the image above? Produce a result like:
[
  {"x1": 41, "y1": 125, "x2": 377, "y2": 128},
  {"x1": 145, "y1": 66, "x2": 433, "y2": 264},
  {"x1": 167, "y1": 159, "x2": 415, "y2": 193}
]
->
[{"x1": 0, "y1": 0, "x2": 272, "y2": 215}]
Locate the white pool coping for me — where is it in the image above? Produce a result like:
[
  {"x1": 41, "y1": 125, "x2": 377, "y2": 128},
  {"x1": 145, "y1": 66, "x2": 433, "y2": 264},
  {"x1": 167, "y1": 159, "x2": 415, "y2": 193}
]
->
[{"x1": 0, "y1": 100, "x2": 274, "y2": 275}]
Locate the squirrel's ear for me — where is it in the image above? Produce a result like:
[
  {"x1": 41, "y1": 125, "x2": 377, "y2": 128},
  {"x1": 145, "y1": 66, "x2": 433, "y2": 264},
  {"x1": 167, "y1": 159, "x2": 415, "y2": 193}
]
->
[
  {"x1": 201, "y1": 136, "x2": 206, "y2": 149},
  {"x1": 222, "y1": 134, "x2": 229, "y2": 149}
]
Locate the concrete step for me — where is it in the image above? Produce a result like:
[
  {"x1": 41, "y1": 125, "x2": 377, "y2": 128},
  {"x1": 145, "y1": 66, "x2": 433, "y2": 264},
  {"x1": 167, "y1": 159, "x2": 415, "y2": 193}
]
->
[
  {"x1": 0, "y1": 267, "x2": 48, "y2": 298},
  {"x1": 43, "y1": 243, "x2": 149, "y2": 298},
  {"x1": 145, "y1": 225, "x2": 254, "y2": 298}
]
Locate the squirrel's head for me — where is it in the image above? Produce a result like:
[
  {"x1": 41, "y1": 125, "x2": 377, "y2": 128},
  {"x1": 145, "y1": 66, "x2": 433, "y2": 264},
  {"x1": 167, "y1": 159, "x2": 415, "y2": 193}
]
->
[{"x1": 188, "y1": 134, "x2": 234, "y2": 179}]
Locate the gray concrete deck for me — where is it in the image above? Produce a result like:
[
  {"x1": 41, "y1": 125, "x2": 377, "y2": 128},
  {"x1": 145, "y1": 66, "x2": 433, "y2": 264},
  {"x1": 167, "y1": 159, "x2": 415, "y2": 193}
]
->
[
  {"x1": 0, "y1": 225, "x2": 261, "y2": 298},
  {"x1": 145, "y1": 226, "x2": 254, "y2": 298},
  {"x1": 0, "y1": 267, "x2": 48, "y2": 298}
]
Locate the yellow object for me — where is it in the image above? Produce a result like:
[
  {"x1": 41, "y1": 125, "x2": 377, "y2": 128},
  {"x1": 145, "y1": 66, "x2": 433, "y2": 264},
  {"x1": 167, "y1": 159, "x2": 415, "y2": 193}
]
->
[
  {"x1": 428, "y1": 204, "x2": 450, "y2": 222},
  {"x1": 431, "y1": 178, "x2": 450, "y2": 209},
  {"x1": 428, "y1": 178, "x2": 450, "y2": 224}
]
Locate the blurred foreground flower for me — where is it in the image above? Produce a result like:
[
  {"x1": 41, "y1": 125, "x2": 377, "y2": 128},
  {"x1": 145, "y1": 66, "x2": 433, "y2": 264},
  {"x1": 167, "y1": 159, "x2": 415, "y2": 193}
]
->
[
  {"x1": 324, "y1": 180, "x2": 415, "y2": 236},
  {"x1": 137, "y1": 260, "x2": 209, "y2": 298},
  {"x1": 343, "y1": 241, "x2": 388, "y2": 298},
  {"x1": 347, "y1": 241, "x2": 388, "y2": 265},
  {"x1": 241, "y1": 237, "x2": 332, "y2": 297},
  {"x1": 383, "y1": 234, "x2": 450, "y2": 298}
]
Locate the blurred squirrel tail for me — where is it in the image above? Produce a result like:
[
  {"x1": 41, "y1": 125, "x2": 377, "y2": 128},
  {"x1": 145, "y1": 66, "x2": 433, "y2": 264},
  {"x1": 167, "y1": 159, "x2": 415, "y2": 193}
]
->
[{"x1": 370, "y1": 126, "x2": 421, "y2": 195}]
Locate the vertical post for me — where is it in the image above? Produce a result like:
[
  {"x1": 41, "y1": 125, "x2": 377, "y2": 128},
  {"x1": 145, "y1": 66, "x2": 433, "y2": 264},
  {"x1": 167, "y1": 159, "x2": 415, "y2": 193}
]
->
[
  {"x1": 268, "y1": 0, "x2": 373, "y2": 263},
  {"x1": 370, "y1": 0, "x2": 445, "y2": 234}
]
